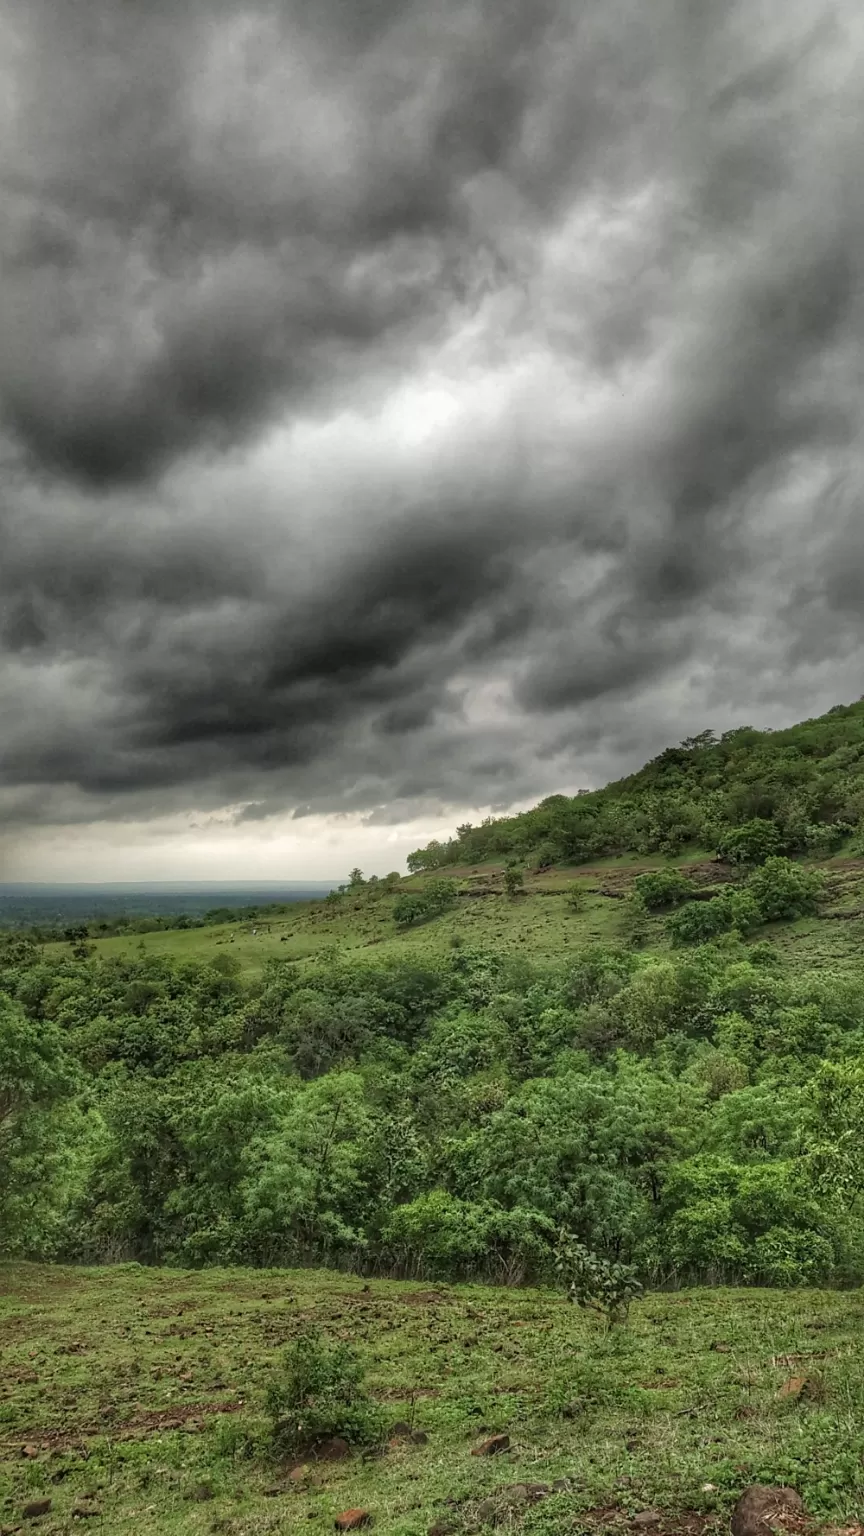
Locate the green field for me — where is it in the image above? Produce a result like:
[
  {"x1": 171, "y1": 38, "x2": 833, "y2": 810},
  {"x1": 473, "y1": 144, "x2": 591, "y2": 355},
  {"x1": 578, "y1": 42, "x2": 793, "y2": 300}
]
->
[
  {"x1": 39, "y1": 852, "x2": 864, "y2": 978},
  {"x1": 2, "y1": 1263, "x2": 863, "y2": 1536}
]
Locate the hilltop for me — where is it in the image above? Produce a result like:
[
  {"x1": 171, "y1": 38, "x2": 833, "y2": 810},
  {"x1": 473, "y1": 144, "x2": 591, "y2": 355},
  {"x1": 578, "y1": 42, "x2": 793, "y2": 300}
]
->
[{"x1": 407, "y1": 699, "x2": 864, "y2": 872}]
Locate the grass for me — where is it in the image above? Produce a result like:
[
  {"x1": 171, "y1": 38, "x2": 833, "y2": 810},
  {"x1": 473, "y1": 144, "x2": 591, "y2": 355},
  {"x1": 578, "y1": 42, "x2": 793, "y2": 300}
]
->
[
  {"x1": 34, "y1": 850, "x2": 864, "y2": 981},
  {"x1": 1, "y1": 1264, "x2": 863, "y2": 1535}
]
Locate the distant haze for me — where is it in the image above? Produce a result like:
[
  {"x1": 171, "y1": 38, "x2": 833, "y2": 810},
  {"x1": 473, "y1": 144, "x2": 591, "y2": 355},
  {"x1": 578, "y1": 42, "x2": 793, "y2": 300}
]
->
[{"x1": 3, "y1": 0, "x2": 864, "y2": 880}]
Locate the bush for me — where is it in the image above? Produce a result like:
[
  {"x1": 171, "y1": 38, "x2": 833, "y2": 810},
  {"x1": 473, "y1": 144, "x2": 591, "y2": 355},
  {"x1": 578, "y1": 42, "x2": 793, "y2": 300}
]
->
[
  {"x1": 632, "y1": 869, "x2": 694, "y2": 909},
  {"x1": 554, "y1": 1228, "x2": 642, "y2": 1327},
  {"x1": 393, "y1": 880, "x2": 458, "y2": 928},
  {"x1": 565, "y1": 883, "x2": 587, "y2": 912},
  {"x1": 264, "y1": 1329, "x2": 384, "y2": 1456},
  {"x1": 745, "y1": 857, "x2": 824, "y2": 922},
  {"x1": 718, "y1": 819, "x2": 782, "y2": 866},
  {"x1": 666, "y1": 889, "x2": 761, "y2": 945}
]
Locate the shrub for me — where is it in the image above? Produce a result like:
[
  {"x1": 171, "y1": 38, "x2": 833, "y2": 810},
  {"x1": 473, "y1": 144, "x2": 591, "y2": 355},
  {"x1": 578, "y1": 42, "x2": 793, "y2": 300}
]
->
[
  {"x1": 633, "y1": 869, "x2": 694, "y2": 909},
  {"x1": 264, "y1": 1329, "x2": 384, "y2": 1456},
  {"x1": 393, "y1": 879, "x2": 458, "y2": 928},
  {"x1": 503, "y1": 864, "x2": 525, "y2": 899},
  {"x1": 718, "y1": 819, "x2": 781, "y2": 866},
  {"x1": 745, "y1": 857, "x2": 824, "y2": 922},
  {"x1": 554, "y1": 1228, "x2": 642, "y2": 1327},
  {"x1": 666, "y1": 889, "x2": 761, "y2": 945},
  {"x1": 565, "y1": 883, "x2": 587, "y2": 912}
]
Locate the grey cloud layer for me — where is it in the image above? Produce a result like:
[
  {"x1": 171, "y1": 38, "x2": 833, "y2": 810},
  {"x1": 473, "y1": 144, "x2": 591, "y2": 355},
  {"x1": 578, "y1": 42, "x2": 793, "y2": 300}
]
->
[{"x1": 2, "y1": 0, "x2": 864, "y2": 842}]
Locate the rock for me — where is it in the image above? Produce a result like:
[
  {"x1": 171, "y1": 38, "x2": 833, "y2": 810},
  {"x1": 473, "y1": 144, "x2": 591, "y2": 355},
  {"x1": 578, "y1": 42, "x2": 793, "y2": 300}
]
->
[
  {"x1": 317, "y1": 1437, "x2": 351, "y2": 1461},
  {"x1": 334, "y1": 1511, "x2": 372, "y2": 1531},
  {"x1": 471, "y1": 1434, "x2": 510, "y2": 1457},
  {"x1": 428, "y1": 1523, "x2": 456, "y2": 1536},
  {"x1": 776, "y1": 1377, "x2": 808, "y2": 1401},
  {"x1": 553, "y1": 1479, "x2": 573, "y2": 1493},
  {"x1": 411, "y1": 1430, "x2": 429, "y2": 1446},
  {"x1": 633, "y1": 1512, "x2": 661, "y2": 1527},
  {"x1": 731, "y1": 1486, "x2": 806, "y2": 1536},
  {"x1": 22, "y1": 1503, "x2": 51, "y2": 1522},
  {"x1": 711, "y1": 1341, "x2": 732, "y2": 1353},
  {"x1": 20, "y1": 1446, "x2": 39, "y2": 1460},
  {"x1": 71, "y1": 1502, "x2": 102, "y2": 1520},
  {"x1": 289, "y1": 1464, "x2": 312, "y2": 1483}
]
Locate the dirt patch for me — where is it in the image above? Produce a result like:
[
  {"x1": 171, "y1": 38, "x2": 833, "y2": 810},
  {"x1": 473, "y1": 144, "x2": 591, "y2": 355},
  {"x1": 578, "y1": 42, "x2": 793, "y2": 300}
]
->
[
  {"x1": 3, "y1": 1399, "x2": 243, "y2": 1453},
  {"x1": 577, "y1": 1511, "x2": 723, "y2": 1536},
  {"x1": 400, "y1": 1291, "x2": 453, "y2": 1307}
]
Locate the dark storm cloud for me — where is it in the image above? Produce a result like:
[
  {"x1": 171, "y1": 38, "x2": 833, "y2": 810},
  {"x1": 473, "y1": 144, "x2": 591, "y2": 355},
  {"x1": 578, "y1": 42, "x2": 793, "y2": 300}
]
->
[{"x1": 2, "y1": 0, "x2": 864, "y2": 849}]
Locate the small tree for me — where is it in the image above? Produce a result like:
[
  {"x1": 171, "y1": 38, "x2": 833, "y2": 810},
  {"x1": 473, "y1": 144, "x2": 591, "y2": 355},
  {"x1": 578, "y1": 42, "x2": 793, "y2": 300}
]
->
[
  {"x1": 503, "y1": 863, "x2": 524, "y2": 899},
  {"x1": 348, "y1": 869, "x2": 366, "y2": 888},
  {"x1": 554, "y1": 1229, "x2": 642, "y2": 1328},
  {"x1": 264, "y1": 1328, "x2": 384, "y2": 1456},
  {"x1": 633, "y1": 869, "x2": 693, "y2": 910},
  {"x1": 565, "y1": 883, "x2": 587, "y2": 913},
  {"x1": 718, "y1": 819, "x2": 781, "y2": 866},
  {"x1": 745, "y1": 857, "x2": 824, "y2": 922}
]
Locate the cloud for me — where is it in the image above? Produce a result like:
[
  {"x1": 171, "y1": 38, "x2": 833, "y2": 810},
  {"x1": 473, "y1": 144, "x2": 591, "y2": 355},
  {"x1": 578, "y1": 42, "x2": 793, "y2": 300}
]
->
[{"x1": 2, "y1": 0, "x2": 864, "y2": 874}]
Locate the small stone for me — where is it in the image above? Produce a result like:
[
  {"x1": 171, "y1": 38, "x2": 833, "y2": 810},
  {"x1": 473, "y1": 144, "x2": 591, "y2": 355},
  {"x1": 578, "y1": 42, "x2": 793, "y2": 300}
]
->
[
  {"x1": 632, "y1": 1512, "x2": 661, "y2": 1527},
  {"x1": 22, "y1": 1503, "x2": 52, "y2": 1522},
  {"x1": 290, "y1": 1464, "x2": 311, "y2": 1482},
  {"x1": 20, "y1": 1446, "x2": 39, "y2": 1460},
  {"x1": 71, "y1": 1502, "x2": 102, "y2": 1520},
  {"x1": 334, "y1": 1510, "x2": 372, "y2": 1531},
  {"x1": 731, "y1": 1486, "x2": 806, "y2": 1536},
  {"x1": 471, "y1": 1433, "x2": 510, "y2": 1457},
  {"x1": 711, "y1": 1341, "x2": 732, "y2": 1353},
  {"x1": 317, "y1": 1437, "x2": 351, "y2": 1461}
]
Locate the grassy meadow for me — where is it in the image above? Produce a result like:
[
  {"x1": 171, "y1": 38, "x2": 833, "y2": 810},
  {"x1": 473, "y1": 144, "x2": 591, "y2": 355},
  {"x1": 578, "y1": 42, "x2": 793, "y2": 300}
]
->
[{"x1": 2, "y1": 1263, "x2": 863, "y2": 1536}]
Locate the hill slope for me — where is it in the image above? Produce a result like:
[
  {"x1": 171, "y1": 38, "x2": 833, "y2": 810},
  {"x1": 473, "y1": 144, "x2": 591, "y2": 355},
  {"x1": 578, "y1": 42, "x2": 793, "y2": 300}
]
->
[{"x1": 407, "y1": 699, "x2": 864, "y2": 872}]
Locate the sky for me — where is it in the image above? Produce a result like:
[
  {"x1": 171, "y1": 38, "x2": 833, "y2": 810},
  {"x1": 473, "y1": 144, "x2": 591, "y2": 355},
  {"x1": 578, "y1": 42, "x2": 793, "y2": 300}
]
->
[{"x1": 2, "y1": 0, "x2": 864, "y2": 881}]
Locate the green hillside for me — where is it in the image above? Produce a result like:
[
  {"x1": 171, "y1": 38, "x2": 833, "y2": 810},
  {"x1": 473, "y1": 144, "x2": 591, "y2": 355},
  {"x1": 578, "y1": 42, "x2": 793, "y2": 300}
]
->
[
  {"x1": 407, "y1": 699, "x2": 864, "y2": 872},
  {"x1": 4, "y1": 703, "x2": 864, "y2": 1534}
]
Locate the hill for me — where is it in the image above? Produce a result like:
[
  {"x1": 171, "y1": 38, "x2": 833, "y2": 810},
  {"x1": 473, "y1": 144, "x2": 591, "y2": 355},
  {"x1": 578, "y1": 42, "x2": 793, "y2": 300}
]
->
[
  {"x1": 4, "y1": 702, "x2": 864, "y2": 1535},
  {"x1": 406, "y1": 699, "x2": 864, "y2": 872}
]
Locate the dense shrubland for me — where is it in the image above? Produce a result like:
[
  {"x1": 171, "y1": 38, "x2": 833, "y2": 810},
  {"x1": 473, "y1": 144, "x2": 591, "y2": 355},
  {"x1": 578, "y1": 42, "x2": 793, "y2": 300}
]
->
[
  {"x1": 407, "y1": 700, "x2": 864, "y2": 870},
  {"x1": 3, "y1": 918, "x2": 863, "y2": 1289}
]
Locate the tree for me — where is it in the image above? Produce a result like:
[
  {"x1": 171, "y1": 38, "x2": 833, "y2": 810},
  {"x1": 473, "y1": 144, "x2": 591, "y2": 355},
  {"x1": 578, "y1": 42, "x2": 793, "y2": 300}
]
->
[
  {"x1": 503, "y1": 863, "x2": 524, "y2": 899},
  {"x1": 348, "y1": 868, "x2": 366, "y2": 888},
  {"x1": 745, "y1": 857, "x2": 824, "y2": 922},
  {"x1": 718, "y1": 819, "x2": 781, "y2": 866}
]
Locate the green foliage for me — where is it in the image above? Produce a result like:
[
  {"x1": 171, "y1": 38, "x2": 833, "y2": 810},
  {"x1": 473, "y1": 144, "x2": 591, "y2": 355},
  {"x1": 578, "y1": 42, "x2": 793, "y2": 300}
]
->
[
  {"x1": 392, "y1": 879, "x2": 457, "y2": 928},
  {"x1": 264, "y1": 1328, "x2": 384, "y2": 1454},
  {"x1": 745, "y1": 857, "x2": 825, "y2": 921},
  {"x1": 666, "y1": 889, "x2": 762, "y2": 945},
  {"x1": 718, "y1": 819, "x2": 783, "y2": 866},
  {"x1": 565, "y1": 883, "x2": 587, "y2": 912},
  {"x1": 554, "y1": 1227, "x2": 643, "y2": 1326},
  {"x1": 503, "y1": 863, "x2": 524, "y2": 899},
  {"x1": 633, "y1": 869, "x2": 694, "y2": 909}
]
